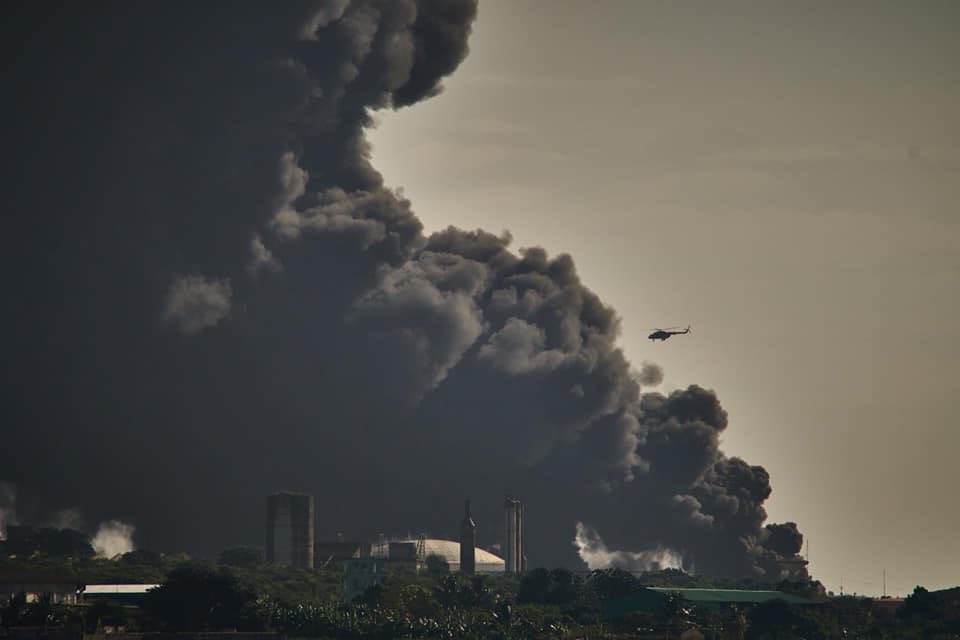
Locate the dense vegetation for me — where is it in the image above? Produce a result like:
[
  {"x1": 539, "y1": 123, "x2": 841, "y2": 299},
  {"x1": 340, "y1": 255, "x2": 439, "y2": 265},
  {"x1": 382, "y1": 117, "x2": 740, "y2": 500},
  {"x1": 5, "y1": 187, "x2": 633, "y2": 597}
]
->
[{"x1": 1, "y1": 546, "x2": 957, "y2": 639}]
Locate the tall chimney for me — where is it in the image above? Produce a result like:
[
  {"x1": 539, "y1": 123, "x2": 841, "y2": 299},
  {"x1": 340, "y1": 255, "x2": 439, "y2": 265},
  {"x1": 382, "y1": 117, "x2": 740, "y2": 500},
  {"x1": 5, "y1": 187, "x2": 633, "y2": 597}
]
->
[
  {"x1": 459, "y1": 499, "x2": 476, "y2": 575},
  {"x1": 504, "y1": 496, "x2": 524, "y2": 574}
]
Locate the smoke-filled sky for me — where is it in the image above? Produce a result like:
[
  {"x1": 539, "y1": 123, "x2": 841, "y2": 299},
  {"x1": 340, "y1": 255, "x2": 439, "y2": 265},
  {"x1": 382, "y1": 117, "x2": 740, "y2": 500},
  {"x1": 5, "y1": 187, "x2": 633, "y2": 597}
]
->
[
  {"x1": 1, "y1": 1, "x2": 957, "y2": 597},
  {"x1": 369, "y1": 1, "x2": 960, "y2": 596}
]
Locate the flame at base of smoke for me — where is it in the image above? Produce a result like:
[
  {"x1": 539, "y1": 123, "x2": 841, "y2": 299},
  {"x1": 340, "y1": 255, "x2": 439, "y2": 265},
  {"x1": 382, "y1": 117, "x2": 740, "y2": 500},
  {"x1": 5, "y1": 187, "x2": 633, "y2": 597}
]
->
[{"x1": 574, "y1": 521, "x2": 685, "y2": 573}]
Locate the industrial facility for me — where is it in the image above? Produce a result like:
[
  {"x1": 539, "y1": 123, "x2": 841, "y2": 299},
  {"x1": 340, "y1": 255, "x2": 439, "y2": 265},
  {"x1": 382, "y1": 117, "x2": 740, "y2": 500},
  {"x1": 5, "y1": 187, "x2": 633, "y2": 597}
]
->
[
  {"x1": 327, "y1": 534, "x2": 505, "y2": 574},
  {"x1": 342, "y1": 538, "x2": 506, "y2": 602},
  {"x1": 268, "y1": 492, "x2": 521, "y2": 580},
  {"x1": 504, "y1": 496, "x2": 526, "y2": 574},
  {"x1": 314, "y1": 539, "x2": 372, "y2": 570},
  {"x1": 459, "y1": 500, "x2": 476, "y2": 575},
  {"x1": 265, "y1": 492, "x2": 315, "y2": 569},
  {"x1": 374, "y1": 537, "x2": 505, "y2": 574}
]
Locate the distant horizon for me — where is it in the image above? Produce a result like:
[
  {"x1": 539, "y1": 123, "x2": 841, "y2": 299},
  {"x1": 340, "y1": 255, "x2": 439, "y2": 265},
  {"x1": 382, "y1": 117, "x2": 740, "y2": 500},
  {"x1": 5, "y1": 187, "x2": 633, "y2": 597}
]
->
[{"x1": 3, "y1": 518, "x2": 942, "y2": 599}]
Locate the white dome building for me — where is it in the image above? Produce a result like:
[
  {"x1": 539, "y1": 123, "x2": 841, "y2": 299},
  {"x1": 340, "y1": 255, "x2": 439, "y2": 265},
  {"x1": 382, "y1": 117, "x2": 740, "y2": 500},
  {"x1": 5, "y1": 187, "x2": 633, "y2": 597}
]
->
[{"x1": 375, "y1": 538, "x2": 505, "y2": 574}]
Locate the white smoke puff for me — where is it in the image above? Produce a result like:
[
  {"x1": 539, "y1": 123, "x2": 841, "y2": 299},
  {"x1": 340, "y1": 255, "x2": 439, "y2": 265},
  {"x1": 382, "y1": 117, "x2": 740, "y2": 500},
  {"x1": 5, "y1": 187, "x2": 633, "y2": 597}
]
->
[
  {"x1": 48, "y1": 507, "x2": 85, "y2": 531},
  {"x1": 0, "y1": 482, "x2": 16, "y2": 540},
  {"x1": 574, "y1": 521, "x2": 683, "y2": 572},
  {"x1": 275, "y1": 151, "x2": 308, "y2": 212},
  {"x1": 248, "y1": 234, "x2": 282, "y2": 276},
  {"x1": 162, "y1": 274, "x2": 232, "y2": 335},
  {"x1": 91, "y1": 520, "x2": 135, "y2": 558}
]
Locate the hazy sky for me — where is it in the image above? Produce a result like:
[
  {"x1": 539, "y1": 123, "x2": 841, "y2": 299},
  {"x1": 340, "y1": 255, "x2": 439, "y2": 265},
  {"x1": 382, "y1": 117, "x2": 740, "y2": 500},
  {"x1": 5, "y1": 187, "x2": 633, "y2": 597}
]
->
[{"x1": 369, "y1": 1, "x2": 960, "y2": 596}]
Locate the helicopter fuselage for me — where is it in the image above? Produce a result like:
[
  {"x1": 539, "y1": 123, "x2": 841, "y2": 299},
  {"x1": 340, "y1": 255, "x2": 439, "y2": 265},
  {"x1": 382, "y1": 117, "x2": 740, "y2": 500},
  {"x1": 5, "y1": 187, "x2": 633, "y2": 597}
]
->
[{"x1": 648, "y1": 326, "x2": 691, "y2": 341}]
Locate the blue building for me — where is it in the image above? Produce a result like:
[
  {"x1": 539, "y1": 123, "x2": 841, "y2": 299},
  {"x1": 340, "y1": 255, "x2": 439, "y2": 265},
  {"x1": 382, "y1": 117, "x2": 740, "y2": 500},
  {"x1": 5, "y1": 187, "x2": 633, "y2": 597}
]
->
[{"x1": 343, "y1": 557, "x2": 384, "y2": 603}]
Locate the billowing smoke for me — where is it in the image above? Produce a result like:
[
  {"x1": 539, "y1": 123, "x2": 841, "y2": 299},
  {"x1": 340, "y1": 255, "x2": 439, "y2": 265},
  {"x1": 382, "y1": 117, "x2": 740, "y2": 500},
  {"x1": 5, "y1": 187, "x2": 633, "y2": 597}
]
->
[
  {"x1": 48, "y1": 508, "x2": 86, "y2": 532},
  {"x1": 162, "y1": 275, "x2": 233, "y2": 336},
  {"x1": 92, "y1": 521, "x2": 137, "y2": 559},
  {"x1": 763, "y1": 522, "x2": 804, "y2": 557},
  {"x1": 0, "y1": 0, "x2": 806, "y2": 579},
  {"x1": 635, "y1": 362, "x2": 664, "y2": 387},
  {"x1": 574, "y1": 522, "x2": 683, "y2": 573}
]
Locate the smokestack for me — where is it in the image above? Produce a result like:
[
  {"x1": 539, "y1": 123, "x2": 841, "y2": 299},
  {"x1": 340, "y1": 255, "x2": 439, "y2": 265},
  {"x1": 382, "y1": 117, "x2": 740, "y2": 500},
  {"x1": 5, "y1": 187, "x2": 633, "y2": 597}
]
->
[
  {"x1": 504, "y1": 496, "x2": 524, "y2": 574},
  {"x1": 266, "y1": 492, "x2": 315, "y2": 569},
  {"x1": 459, "y1": 499, "x2": 476, "y2": 575}
]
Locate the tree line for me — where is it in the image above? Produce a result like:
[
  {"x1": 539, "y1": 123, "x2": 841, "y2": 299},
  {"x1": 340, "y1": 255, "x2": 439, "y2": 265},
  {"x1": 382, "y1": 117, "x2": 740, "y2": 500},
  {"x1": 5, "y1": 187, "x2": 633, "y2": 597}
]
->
[{"x1": 1, "y1": 545, "x2": 957, "y2": 639}]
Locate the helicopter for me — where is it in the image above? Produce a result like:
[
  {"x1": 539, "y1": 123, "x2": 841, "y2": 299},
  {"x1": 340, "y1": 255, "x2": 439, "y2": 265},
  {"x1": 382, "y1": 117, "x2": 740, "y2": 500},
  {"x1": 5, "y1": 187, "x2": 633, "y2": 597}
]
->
[{"x1": 648, "y1": 325, "x2": 691, "y2": 341}]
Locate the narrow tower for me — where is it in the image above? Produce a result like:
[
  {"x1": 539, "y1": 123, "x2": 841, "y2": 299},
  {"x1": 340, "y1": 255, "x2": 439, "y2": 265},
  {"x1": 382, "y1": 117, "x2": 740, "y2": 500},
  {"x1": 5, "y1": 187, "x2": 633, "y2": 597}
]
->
[
  {"x1": 504, "y1": 496, "x2": 524, "y2": 574},
  {"x1": 266, "y1": 492, "x2": 315, "y2": 569},
  {"x1": 459, "y1": 499, "x2": 476, "y2": 574}
]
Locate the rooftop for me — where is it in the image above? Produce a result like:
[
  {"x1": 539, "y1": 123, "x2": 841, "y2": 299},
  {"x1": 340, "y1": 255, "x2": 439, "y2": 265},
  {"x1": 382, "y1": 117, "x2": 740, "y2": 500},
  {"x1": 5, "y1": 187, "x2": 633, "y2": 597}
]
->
[
  {"x1": 83, "y1": 584, "x2": 160, "y2": 595},
  {"x1": 648, "y1": 587, "x2": 814, "y2": 605},
  {"x1": 375, "y1": 538, "x2": 504, "y2": 570},
  {"x1": 604, "y1": 587, "x2": 815, "y2": 619}
]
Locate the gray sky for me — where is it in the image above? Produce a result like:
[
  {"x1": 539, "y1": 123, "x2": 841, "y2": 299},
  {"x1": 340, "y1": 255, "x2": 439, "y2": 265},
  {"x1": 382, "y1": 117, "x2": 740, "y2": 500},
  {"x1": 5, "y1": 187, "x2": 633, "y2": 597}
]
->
[{"x1": 370, "y1": 0, "x2": 960, "y2": 596}]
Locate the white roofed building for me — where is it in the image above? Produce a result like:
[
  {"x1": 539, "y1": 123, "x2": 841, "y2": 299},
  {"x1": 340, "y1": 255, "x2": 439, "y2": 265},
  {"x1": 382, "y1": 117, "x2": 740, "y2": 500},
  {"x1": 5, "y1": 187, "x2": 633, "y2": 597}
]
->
[
  {"x1": 82, "y1": 584, "x2": 159, "y2": 605},
  {"x1": 373, "y1": 539, "x2": 504, "y2": 574}
]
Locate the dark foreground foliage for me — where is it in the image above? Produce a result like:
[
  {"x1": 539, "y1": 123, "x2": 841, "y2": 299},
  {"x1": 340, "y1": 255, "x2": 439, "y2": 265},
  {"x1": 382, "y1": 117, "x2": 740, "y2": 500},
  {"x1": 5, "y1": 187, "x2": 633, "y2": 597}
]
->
[{"x1": 1, "y1": 553, "x2": 957, "y2": 639}]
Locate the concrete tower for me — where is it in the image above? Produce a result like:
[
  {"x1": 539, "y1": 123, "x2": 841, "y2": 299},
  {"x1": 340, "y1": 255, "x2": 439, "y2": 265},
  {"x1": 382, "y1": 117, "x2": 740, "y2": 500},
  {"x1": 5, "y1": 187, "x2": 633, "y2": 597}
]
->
[
  {"x1": 504, "y1": 496, "x2": 524, "y2": 574},
  {"x1": 459, "y1": 499, "x2": 476, "y2": 575},
  {"x1": 266, "y1": 492, "x2": 315, "y2": 569}
]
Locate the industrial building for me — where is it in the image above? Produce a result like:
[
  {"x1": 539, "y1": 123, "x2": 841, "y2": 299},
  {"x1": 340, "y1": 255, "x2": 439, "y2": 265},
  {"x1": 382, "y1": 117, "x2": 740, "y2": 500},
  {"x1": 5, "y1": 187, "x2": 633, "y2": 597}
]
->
[
  {"x1": 342, "y1": 536, "x2": 505, "y2": 603},
  {"x1": 459, "y1": 500, "x2": 476, "y2": 575},
  {"x1": 504, "y1": 496, "x2": 526, "y2": 574},
  {"x1": 362, "y1": 537, "x2": 504, "y2": 574},
  {"x1": 281, "y1": 494, "x2": 513, "y2": 577},
  {"x1": 265, "y1": 492, "x2": 315, "y2": 569},
  {"x1": 82, "y1": 584, "x2": 159, "y2": 605},
  {"x1": 776, "y1": 556, "x2": 810, "y2": 581},
  {"x1": 0, "y1": 570, "x2": 80, "y2": 605},
  {"x1": 372, "y1": 541, "x2": 419, "y2": 573},
  {"x1": 343, "y1": 557, "x2": 383, "y2": 602},
  {"x1": 314, "y1": 540, "x2": 372, "y2": 570}
]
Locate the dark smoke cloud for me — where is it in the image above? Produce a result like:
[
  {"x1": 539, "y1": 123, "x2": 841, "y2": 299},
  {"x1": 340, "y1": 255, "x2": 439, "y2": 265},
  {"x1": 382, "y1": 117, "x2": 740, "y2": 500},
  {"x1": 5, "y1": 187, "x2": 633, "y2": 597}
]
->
[
  {"x1": 635, "y1": 362, "x2": 664, "y2": 387},
  {"x1": 764, "y1": 522, "x2": 804, "y2": 557},
  {"x1": 0, "y1": 0, "x2": 805, "y2": 579}
]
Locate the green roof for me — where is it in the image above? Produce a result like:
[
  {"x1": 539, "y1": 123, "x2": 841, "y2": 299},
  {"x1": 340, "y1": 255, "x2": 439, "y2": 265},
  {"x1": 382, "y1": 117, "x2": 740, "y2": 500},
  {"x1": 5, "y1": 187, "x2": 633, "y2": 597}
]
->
[
  {"x1": 603, "y1": 587, "x2": 814, "y2": 619},
  {"x1": 648, "y1": 587, "x2": 813, "y2": 605}
]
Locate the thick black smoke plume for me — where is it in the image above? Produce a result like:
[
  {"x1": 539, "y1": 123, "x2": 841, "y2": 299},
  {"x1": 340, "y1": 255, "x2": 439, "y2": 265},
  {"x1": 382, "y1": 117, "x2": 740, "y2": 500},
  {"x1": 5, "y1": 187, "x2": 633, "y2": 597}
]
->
[{"x1": 1, "y1": 0, "x2": 805, "y2": 579}]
